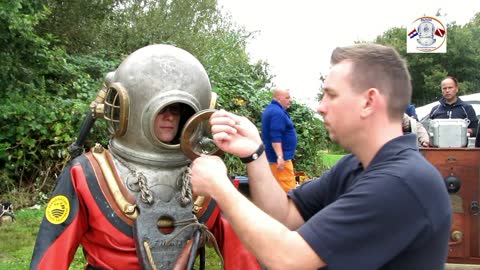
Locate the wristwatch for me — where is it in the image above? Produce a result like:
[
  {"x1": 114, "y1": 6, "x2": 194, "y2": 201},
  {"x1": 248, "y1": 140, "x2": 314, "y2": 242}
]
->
[
  {"x1": 277, "y1": 155, "x2": 283, "y2": 159},
  {"x1": 240, "y1": 144, "x2": 265, "y2": 163}
]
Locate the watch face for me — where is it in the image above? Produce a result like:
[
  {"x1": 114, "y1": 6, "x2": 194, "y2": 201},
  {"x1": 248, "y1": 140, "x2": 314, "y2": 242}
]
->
[{"x1": 252, "y1": 153, "x2": 258, "y2": 160}]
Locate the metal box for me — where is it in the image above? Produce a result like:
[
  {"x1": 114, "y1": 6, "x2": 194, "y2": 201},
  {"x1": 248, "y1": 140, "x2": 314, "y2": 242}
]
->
[{"x1": 428, "y1": 119, "x2": 468, "y2": 148}]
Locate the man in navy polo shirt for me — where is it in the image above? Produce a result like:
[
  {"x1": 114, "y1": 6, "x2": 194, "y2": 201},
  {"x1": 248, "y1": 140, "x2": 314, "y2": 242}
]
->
[{"x1": 190, "y1": 43, "x2": 451, "y2": 270}]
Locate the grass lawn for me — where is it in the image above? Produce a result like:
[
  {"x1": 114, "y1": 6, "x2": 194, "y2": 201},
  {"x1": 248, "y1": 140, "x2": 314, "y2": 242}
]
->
[
  {"x1": 0, "y1": 208, "x2": 41, "y2": 270},
  {"x1": 321, "y1": 153, "x2": 345, "y2": 168},
  {"x1": 0, "y1": 207, "x2": 86, "y2": 270}
]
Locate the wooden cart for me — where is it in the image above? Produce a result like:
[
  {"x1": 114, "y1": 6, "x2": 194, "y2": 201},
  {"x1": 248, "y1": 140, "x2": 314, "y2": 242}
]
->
[{"x1": 421, "y1": 148, "x2": 480, "y2": 268}]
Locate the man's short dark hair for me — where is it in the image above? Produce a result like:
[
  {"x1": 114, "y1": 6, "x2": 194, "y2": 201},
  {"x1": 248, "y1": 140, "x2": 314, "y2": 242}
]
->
[{"x1": 330, "y1": 43, "x2": 412, "y2": 120}]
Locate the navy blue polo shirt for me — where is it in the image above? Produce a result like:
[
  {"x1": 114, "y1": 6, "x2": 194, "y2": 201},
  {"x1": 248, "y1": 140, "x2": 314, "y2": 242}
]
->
[{"x1": 289, "y1": 134, "x2": 451, "y2": 270}]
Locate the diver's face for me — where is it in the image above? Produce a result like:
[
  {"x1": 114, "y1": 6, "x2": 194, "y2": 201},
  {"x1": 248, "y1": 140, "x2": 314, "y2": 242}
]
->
[{"x1": 154, "y1": 103, "x2": 182, "y2": 143}]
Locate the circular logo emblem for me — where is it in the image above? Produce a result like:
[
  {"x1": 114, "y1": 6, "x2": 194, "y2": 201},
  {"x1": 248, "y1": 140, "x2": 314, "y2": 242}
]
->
[
  {"x1": 45, "y1": 195, "x2": 70, "y2": 224},
  {"x1": 407, "y1": 16, "x2": 447, "y2": 53}
]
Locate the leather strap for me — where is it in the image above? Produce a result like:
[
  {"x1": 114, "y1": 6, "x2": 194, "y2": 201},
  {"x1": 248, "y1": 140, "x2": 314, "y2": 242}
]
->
[{"x1": 239, "y1": 144, "x2": 265, "y2": 163}]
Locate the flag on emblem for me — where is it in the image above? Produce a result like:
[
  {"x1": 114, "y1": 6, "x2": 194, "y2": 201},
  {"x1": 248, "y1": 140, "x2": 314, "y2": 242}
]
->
[
  {"x1": 435, "y1": 28, "x2": 446, "y2": 37},
  {"x1": 408, "y1": 29, "x2": 418, "y2": 39}
]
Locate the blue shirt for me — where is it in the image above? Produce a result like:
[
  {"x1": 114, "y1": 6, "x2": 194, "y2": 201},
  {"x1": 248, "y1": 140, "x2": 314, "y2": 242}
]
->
[
  {"x1": 289, "y1": 134, "x2": 451, "y2": 270},
  {"x1": 261, "y1": 100, "x2": 297, "y2": 162},
  {"x1": 405, "y1": 104, "x2": 418, "y2": 121}
]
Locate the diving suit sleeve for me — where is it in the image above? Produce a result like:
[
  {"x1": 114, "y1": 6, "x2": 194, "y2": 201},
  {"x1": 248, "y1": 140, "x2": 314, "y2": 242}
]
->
[{"x1": 29, "y1": 157, "x2": 89, "y2": 270}]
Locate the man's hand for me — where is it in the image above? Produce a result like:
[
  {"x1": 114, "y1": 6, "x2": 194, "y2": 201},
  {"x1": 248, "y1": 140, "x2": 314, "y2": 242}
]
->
[
  {"x1": 190, "y1": 155, "x2": 231, "y2": 196},
  {"x1": 209, "y1": 110, "x2": 263, "y2": 157},
  {"x1": 277, "y1": 156, "x2": 285, "y2": 170}
]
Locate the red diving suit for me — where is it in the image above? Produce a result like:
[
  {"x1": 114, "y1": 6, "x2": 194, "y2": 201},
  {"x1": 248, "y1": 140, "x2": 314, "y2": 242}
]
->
[{"x1": 29, "y1": 149, "x2": 262, "y2": 270}]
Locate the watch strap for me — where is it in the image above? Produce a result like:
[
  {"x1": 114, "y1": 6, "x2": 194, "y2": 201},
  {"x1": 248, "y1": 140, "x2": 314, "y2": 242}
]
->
[{"x1": 240, "y1": 144, "x2": 265, "y2": 163}]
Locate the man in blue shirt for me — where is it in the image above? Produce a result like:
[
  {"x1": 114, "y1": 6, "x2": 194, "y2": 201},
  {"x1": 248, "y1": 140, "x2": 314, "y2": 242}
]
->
[
  {"x1": 190, "y1": 43, "x2": 451, "y2": 269},
  {"x1": 261, "y1": 88, "x2": 298, "y2": 192},
  {"x1": 405, "y1": 103, "x2": 418, "y2": 120},
  {"x1": 429, "y1": 76, "x2": 478, "y2": 136}
]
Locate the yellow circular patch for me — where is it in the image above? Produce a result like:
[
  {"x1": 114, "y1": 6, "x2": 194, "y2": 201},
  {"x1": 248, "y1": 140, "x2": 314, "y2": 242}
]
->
[{"x1": 45, "y1": 195, "x2": 70, "y2": 224}]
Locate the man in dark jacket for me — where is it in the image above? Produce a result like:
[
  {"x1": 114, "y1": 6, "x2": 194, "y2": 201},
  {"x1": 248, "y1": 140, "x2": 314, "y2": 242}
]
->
[{"x1": 429, "y1": 76, "x2": 478, "y2": 136}]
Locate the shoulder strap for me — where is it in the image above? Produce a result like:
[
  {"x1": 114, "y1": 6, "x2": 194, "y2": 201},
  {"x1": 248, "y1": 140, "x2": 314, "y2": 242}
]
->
[{"x1": 87, "y1": 145, "x2": 138, "y2": 223}]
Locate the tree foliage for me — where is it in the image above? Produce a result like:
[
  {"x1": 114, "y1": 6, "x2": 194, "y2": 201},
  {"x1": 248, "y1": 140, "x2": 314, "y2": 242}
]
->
[
  {"x1": 0, "y1": 1, "x2": 124, "y2": 199},
  {"x1": 36, "y1": 0, "x2": 118, "y2": 54},
  {"x1": 0, "y1": 0, "x2": 52, "y2": 96}
]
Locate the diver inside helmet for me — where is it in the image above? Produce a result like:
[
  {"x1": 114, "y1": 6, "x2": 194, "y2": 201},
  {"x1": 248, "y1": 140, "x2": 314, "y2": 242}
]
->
[{"x1": 154, "y1": 102, "x2": 195, "y2": 145}]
